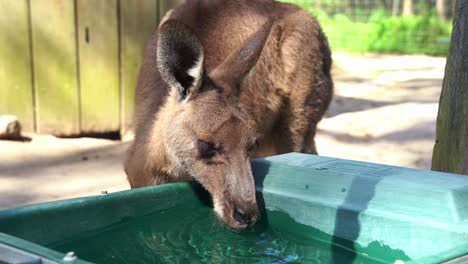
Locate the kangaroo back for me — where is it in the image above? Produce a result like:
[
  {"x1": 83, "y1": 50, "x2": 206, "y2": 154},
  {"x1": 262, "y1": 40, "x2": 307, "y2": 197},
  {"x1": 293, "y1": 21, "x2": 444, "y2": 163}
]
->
[{"x1": 125, "y1": 0, "x2": 333, "y2": 230}]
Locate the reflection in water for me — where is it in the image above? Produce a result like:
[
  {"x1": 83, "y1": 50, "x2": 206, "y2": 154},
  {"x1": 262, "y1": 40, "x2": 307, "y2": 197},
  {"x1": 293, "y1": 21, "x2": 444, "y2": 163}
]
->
[{"x1": 332, "y1": 175, "x2": 381, "y2": 264}]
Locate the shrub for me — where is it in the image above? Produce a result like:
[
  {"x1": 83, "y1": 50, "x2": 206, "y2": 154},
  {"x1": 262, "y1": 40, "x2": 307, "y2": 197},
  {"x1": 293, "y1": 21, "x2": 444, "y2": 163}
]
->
[{"x1": 280, "y1": 1, "x2": 452, "y2": 56}]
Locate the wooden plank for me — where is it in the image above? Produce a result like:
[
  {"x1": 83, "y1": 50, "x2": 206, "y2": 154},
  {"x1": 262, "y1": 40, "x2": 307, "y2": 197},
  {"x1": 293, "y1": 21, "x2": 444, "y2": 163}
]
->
[
  {"x1": 30, "y1": 0, "x2": 79, "y2": 135},
  {"x1": 120, "y1": 0, "x2": 158, "y2": 135},
  {"x1": 432, "y1": 0, "x2": 468, "y2": 175},
  {"x1": 77, "y1": 0, "x2": 119, "y2": 133},
  {"x1": 0, "y1": 0, "x2": 34, "y2": 132}
]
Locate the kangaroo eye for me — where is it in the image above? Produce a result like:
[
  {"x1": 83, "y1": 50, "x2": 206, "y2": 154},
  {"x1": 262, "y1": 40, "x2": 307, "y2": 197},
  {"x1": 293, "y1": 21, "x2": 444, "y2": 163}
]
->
[
  {"x1": 247, "y1": 139, "x2": 259, "y2": 152},
  {"x1": 197, "y1": 140, "x2": 220, "y2": 159}
]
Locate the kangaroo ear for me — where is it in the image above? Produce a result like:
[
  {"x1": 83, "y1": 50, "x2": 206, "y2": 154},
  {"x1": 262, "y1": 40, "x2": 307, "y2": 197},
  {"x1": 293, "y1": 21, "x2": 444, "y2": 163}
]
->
[
  {"x1": 209, "y1": 20, "x2": 273, "y2": 92},
  {"x1": 157, "y1": 20, "x2": 204, "y2": 101}
]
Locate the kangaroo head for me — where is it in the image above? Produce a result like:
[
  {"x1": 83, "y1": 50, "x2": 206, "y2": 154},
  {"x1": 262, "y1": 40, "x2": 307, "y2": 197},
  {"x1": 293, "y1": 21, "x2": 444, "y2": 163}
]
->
[{"x1": 156, "y1": 19, "x2": 272, "y2": 230}]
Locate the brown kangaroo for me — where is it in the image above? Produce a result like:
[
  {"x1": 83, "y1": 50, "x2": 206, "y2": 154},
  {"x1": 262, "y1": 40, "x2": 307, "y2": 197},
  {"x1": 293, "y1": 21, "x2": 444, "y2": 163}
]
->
[{"x1": 124, "y1": 0, "x2": 333, "y2": 230}]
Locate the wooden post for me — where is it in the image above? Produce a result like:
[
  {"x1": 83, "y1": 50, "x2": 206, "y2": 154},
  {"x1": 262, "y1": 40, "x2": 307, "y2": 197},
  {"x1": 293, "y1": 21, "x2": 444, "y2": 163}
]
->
[{"x1": 432, "y1": 0, "x2": 468, "y2": 175}]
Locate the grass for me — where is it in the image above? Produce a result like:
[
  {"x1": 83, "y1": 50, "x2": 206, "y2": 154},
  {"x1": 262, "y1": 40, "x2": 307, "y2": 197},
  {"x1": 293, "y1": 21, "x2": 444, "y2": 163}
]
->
[{"x1": 280, "y1": 1, "x2": 453, "y2": 56}]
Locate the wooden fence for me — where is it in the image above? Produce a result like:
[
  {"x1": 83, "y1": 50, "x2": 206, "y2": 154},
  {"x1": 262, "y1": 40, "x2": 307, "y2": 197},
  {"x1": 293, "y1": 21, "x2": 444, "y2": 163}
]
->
[{"x1": 0, "y1": 0, "x2": 183, "y2": 136}]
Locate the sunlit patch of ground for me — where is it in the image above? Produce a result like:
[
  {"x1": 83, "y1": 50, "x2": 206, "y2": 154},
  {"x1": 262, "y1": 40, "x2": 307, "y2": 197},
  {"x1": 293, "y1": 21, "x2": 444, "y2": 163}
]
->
[{"x1": 317, "y1": 52, "x2": 445, "y2": 170}]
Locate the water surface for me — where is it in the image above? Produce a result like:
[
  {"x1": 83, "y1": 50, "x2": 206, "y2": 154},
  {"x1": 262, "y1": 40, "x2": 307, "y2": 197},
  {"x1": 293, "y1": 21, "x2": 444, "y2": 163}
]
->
[{"x1": 50, "y1": 200, "x2": 408, "y2": 264}]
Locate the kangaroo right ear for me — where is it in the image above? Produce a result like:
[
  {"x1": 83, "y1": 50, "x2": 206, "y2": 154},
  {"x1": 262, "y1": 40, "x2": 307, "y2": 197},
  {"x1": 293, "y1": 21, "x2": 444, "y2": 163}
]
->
[{"x1": 157, "y1": 20, "x2": 204, "y2": 101}]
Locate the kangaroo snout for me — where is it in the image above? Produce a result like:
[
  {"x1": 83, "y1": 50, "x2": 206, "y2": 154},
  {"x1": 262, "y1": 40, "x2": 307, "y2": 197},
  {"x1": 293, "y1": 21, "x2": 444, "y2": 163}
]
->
[
  {"x1": 215, "y1": 197, "x2": 259, "y2": 231},
  {"x1": 232, "y1": 203, "x2": 258, "y2": 228}
]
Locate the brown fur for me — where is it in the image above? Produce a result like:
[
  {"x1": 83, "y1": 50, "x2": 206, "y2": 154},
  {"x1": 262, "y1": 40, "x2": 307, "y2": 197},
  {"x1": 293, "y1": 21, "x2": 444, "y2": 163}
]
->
[{"x1": 125, "y1": 0, "x2": 333, "y2": 230}]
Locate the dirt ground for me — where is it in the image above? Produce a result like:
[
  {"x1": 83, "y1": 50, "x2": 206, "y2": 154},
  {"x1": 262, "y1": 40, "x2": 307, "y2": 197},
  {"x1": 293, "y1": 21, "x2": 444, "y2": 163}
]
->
[{"x1": 0, "y1": 52, "x2": 447, "y2": 210}]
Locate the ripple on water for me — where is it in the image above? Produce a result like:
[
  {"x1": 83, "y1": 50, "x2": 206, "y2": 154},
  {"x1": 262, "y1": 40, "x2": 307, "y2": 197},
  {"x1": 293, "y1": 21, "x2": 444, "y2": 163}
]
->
[{"x1": 50, "y1": 202, "x2": 408, "y2": 264}]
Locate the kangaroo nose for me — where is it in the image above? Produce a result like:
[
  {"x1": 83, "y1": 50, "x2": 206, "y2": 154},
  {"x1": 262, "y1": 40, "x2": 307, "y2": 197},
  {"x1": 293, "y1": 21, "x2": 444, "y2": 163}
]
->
[{"x1": 233, "y1": 205, "x2": 251, "y2": 227}]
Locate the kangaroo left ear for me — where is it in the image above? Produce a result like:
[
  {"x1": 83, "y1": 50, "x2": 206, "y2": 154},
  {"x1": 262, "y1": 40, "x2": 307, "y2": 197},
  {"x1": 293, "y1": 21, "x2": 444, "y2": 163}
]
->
[{"x1": 157, "y1": 20, "x2": 204, "y2": 101}]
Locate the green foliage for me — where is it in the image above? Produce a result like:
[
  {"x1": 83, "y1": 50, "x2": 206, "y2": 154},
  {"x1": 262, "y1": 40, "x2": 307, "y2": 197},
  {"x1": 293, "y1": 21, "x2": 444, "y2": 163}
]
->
[{"x1": 279, "y1": 1, "x2": 452, "y2": 56}]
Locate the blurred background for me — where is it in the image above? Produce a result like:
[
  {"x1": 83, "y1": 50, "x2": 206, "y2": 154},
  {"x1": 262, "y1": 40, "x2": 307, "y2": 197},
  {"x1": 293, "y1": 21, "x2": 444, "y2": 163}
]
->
[
  {"x1": 286, "y1": 0, "x2": 453, "y2": 55},
  {"x1": 0, "y1": 0, "x2": 456, "y2": 208}
]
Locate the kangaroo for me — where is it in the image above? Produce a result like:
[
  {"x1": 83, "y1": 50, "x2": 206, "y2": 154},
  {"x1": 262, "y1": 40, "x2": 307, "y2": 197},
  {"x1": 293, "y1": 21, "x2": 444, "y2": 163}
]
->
[{"x1": 124, "y1": 0, "x2": 333, "y2": 231}]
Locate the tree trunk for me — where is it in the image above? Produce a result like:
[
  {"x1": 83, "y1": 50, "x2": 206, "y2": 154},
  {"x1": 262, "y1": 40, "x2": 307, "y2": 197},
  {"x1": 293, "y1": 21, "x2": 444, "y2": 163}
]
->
[
  {"x1": 451, "y1": 0, "x2": 457, "y2": 18},
  {"x1": 392, "y1": 0, "x2": 401, "y2": 16},
  {"x1": 432, "y1": 0, "x2": 468, "y2": 175},
  {"x1": 345, "y1": 0, "x2": 353, "y2": 17},
  {"x1": 437, "y1": 0, "x2": 447, "y2": 19},
  {"x1": 402, "y1": 0, "x2": 414, "y2": 16}
]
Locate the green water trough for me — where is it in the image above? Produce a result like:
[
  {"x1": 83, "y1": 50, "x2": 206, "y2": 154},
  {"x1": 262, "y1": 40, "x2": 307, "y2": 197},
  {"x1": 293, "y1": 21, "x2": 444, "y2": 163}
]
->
[{"x1": 0, "y1": 153, "x2": 467, "y2": 263}]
